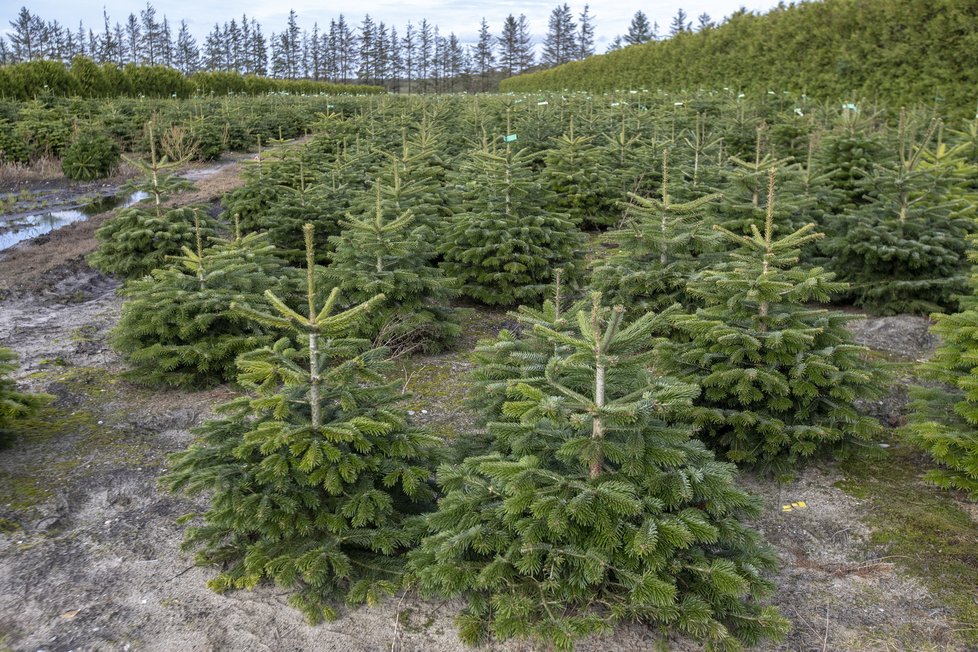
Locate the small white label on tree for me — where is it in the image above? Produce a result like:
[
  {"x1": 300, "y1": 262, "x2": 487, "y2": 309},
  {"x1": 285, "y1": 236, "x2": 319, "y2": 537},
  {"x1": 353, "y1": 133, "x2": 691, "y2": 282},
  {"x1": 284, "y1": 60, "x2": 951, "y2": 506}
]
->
[
  {"x1": 537, "y1": 101, "x2": 549, "y2": 106},
  {"x1": 504, "y1": 134, "x2": 518, "y2": 143}
]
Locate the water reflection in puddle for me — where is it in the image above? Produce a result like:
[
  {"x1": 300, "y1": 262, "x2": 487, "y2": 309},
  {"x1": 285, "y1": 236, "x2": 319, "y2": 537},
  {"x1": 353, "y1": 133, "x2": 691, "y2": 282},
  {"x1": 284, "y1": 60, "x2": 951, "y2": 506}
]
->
[{"x1": 0, "y1": 191, "x2": 148, "y2": 252}]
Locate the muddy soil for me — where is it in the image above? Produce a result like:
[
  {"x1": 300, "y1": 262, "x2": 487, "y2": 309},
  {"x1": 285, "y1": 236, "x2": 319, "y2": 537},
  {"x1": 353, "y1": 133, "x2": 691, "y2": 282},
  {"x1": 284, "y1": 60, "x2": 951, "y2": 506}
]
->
[{"x1": 0, "y1": 160, "x2": 968, "y2": 651}]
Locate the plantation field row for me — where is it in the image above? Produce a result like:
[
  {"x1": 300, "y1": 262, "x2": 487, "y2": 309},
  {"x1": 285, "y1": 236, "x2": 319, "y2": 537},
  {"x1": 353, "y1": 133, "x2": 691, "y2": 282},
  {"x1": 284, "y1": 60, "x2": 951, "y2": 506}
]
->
[{"x1": 3, "y1": 91, "x2": 978, "y2": 650}]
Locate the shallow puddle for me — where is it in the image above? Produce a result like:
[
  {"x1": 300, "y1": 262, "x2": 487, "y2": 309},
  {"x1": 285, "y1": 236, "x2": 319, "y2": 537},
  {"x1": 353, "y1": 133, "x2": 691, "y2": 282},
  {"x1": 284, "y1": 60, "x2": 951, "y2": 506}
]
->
[{"x1": 0, "y1": 191, "x2": 148, "y2": 251}]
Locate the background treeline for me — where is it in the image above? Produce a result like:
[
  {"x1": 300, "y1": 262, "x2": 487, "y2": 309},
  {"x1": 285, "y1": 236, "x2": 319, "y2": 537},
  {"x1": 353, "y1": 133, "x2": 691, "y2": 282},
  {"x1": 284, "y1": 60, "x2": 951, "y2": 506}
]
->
[
  {"x1": 0, "y1": 58, "x2": 382, "y2": 100},
  {"x1": 1, "y1": 4, "x2": 601, "y2": 95},
  {"x1": 501, "y1": 0, "x2": 978, "y2": 116}
]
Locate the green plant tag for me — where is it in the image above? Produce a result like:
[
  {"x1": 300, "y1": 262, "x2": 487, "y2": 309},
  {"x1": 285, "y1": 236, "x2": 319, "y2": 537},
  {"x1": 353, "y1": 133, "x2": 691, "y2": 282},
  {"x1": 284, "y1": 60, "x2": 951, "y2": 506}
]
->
[{"x1": 504, "y1": 134, "x2": 518, "y2": 143}]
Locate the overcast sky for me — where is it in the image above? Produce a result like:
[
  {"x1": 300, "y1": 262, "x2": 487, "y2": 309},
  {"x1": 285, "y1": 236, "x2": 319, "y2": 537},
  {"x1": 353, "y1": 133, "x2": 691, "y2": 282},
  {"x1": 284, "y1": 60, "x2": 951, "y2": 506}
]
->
[{"x1": 6, "y1": 1, "x2": 784, "y2": 49}]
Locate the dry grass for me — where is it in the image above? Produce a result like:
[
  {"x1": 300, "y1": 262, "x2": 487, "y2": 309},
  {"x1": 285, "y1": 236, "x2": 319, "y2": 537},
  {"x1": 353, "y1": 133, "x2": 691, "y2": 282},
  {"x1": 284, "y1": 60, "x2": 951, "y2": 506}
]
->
[{"x1": 0, "y1": 156, "x2": 62, "y2": 186}]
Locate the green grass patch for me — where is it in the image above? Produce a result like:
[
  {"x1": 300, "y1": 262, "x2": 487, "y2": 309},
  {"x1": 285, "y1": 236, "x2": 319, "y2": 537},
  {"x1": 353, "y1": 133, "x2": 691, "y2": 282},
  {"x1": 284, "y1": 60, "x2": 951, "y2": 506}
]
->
[{"x1": 836, "y1": 437, "x2": 978, "y2": 646}]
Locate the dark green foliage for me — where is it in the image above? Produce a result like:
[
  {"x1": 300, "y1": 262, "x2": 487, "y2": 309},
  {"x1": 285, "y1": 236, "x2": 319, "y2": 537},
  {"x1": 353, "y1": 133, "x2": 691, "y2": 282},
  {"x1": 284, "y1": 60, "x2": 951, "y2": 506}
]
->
[
  {"x1": 255, "y1": 163, "x2": 339, "y2": 265},
  {"x1": 163, "y1": 225, "x2": 439, "y2": 622},
  {"x1": 468, "y1": 272, "x2": 585, "y2": 424},
  {"x1": 815, "y1": 110, "x2": 891, "y2": 210},
  {"x1": 111, "y1": 228, "x2": 299, "y2": 388},
  {"x1": 326, "y1": 184, "x2": 459, "y2": 353},
  {"x1": 542, "y1": 119, "x2": 619, "y2": 228},
  {"x1": 501, "y1": 0, "x2": 978, "y2": 116},
  {"x1": 825, "y1": 118, "x2": 976, "y2": 315},
  {"x1": 410, "y1": 297, "x2": 788, "y2": 651},
  {"x1": 440, "y1": 139, "x2": 584, "y2": 305},
  {"x1": 0, "y1": 56, "x2": 383, "y2": 101},
  {"x1": 714, "y1": 127, "x2": 794, "y2": 235},
  {"x1": 61, "y1": 132, "x2": 120, "y2": 180},
  {"x1": 903, "y1": 309, "x2": 978, "y2": 499},
  {"x1": 90, "y1": 204, "x2": 215, "y2": 279},
  {"x1": 0, "y1": 347, "x2": 51, "y2": 448},
  {"x1": 591, "y1": 150, "x2": 721, "y2": 314},
  {"x1": 902, "y1": 233, "x2": 978, "y2": 499},
  {"x1": 659, "y1": 174, "x2": 883, "y2": 473}
]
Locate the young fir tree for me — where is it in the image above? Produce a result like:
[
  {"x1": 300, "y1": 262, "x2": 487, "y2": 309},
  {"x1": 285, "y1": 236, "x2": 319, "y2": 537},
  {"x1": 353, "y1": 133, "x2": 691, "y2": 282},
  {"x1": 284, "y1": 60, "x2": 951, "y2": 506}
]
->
[
  {"x1": 348, "y1": 138, "x2": 450, "y2": 248},
  {"x1": 815, "y1": 108, "x2": 891, "y2": 211},
  {"x1": 260, "y1": 161, "x2": 340, "y2": 265},
  {"x1": 326, "y1": 184, "x2": 459, "y2": 353},
  {"x1": 596, "y1": 113, "x2": 659, "y2": 211},
  {"x1": 440, "y1": 137, "x2": 584, "y2": 305},
  {"x1": 780, "y1": 134, "x2": 846, "y2": 267},
  {"x1": 660, "y1": 171, "x2": 883, "y2": 472},
  {"x1": 901, "y1": 221, "x2": 978, "y2": 499},
  {"x1": 0, "y1": 347, "x2": 51, "y2": 448},
  {"x1": 111, "y1": 215, "x2": 299, "y2": 388},
  {"x1": 90, "y1": 122, "x2": 214, "y2": 279},
  {"x1": 163, "y1": 224, "x2": 439, "y2": 621},
  {"x1": 714, "y1": 126, "x2": 794, "y2": 235},
  {"x1": 591, "y1": 149, "x2": 721, "y2": 314},
  {"x1": 542, "y1": 117, "x2": 619, "y2": 228},
  {"x1": 825, "y1": 117, "x2": 975, "y2": 315},
  {"x1": 468, "y1": 270, "x2": 586, "y2": 425},
  {"x1": 409, "y1": 295, "x2": 789, "y2": 651}
]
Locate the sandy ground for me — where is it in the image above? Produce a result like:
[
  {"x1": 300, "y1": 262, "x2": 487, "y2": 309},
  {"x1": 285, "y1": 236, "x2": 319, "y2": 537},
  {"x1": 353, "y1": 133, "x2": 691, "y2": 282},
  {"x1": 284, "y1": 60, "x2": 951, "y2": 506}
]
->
[{"x1": 0, "y1": 165, "x2": 969, "y2": 651}]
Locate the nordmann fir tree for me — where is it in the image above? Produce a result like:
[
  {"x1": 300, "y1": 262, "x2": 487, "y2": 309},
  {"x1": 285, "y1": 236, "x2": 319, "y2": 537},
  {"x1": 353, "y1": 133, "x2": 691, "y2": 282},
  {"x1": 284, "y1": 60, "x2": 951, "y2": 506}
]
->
[
  {"x1": 409, "y1": 295, "x2": 789, "y2": 651},
  {"x1": 591, "y1": 149, "x2": 721, "y2": 314},
  {"x1": 260, "y1": 160, "x2": 339, "y2": 265},
  {"x1": 660, "y1": 171, "x2": 882, "y2": 473},
  {"x1": 714, "y1": 125, "x2": 793, "y2": 235},
  {"x1": 542, "y1": 117, "x2": 619, "y2": 228},
  {"x1": 440, "y1": 130, "x2": 584, "y2": 305},
  {"x1": 90, "y1": 119, "x2": 215, "y2": 279},
  {"x1": 468, "y1": 270, "x2": 586, "y2": 425},
  {"x1": 163, "y1": 224, "x2": 439, "y2": 621},
  {"x1": 901, "y1": 227, "x2": 978, "y2": 499},
  {"x1": 111, "y1": 214, "x2": 299, "y2": 388},
  {"x1": 326, "y1": 183, "x2": 458, "y2": 353},
  {"x1": 0, "y1": 347, "x2": 51, "y2": 448},
  {"x1": 825, "y1": 116, "x2": 975, "y2": 315}
]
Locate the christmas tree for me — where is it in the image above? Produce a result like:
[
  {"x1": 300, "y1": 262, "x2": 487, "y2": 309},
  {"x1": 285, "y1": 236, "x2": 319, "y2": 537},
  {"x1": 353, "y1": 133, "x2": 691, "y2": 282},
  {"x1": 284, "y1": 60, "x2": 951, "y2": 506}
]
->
[
  {"x1": 259, "y1": 160, "x2": 339, "y2": 265},
  {"x1": 111, "y1": 214, "x2": 299, "y2": 388},
  {"x1": 410, "y1": 295, "x2": 788, "y2": 651},
  {"x1": 714, "y1": 125, "x2": 793, "y2": 235},
  {"x1": 902, "y1": 211, "x2": 978, "y2": 499},
  {"x1": 0, "y1": 347, "x2": 51, "y2": 448},
  {"x1": 595, "y1": 113, "x2": 658, "y2": 210},
  {"x1": 468, "y1": 270, "x2": 586, "y2": 424},
  {"x1": 440, "y1": 137, "x2": 584, "y2": 305},
  {"x1": 591, "y1": 149, "x2": 721, "y2": 314},
  {"x1": 90, "y1": 121, "x2": 214, "y2": 279},
  {"x1": 542, "y1": 117, "x2": 619, "y2": 228},
  {"x1": 163, "y1": 224, "x2": 439, "y2": 621},
  {"x1": 825, "y1": 116, "x2": 975, "y2": 315},
  {"x1": 326, "y1": 183, "x2": 459, "y2": 353},
  {"x1": 660, "y1": 171, "x2": 883, "y2": 472}
]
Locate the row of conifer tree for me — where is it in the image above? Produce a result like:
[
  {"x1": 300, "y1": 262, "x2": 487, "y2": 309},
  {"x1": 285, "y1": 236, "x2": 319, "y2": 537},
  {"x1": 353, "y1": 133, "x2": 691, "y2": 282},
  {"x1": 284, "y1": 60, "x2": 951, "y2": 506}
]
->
[{"x1": 0, "y1": 93, "x2": 952, "y2": 648}]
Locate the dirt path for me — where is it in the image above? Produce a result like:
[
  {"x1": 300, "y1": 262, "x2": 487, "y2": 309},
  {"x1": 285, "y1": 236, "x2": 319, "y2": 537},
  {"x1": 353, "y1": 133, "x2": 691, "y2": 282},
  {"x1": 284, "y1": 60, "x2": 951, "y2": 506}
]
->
[{"x1": 0, "y1": 163, "x2": 970, "y2": 650}]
